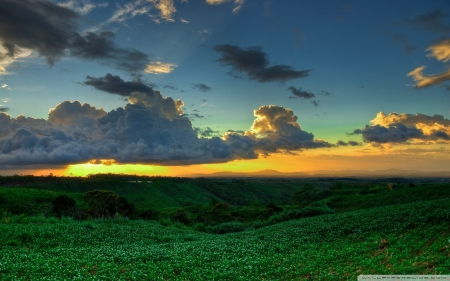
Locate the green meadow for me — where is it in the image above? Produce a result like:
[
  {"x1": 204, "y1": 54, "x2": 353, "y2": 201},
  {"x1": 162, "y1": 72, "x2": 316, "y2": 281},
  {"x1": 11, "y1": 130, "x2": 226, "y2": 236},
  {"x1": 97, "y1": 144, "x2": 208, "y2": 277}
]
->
[{"x1": 0, "y1": 175, "x2": 449, "y2": 280}]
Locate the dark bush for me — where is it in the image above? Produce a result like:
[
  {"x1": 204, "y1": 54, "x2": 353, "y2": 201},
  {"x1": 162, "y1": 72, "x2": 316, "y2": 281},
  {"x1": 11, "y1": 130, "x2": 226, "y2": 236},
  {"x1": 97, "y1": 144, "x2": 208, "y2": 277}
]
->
[
  {"x1": 266, "y1": 203, "x2": 282, "y2": 212},
  {"x1": 52, "y1": 195, "x2": 76, "y2": 218},
  {"x1": 171, "y1": 208, "x2": 191, "y2": 224},
  {"x1": 139, "y1": 208, "x2": 159, "y2": 220},
  {"x1": 83, "y1": 190, "x2": 119, "y2": 219},
  {"x1": 211, "y1": 202, "x2": 231, "y2": 213},
  {"x1": 117, "y1": 197, "x2": 137, "y2": 219}
]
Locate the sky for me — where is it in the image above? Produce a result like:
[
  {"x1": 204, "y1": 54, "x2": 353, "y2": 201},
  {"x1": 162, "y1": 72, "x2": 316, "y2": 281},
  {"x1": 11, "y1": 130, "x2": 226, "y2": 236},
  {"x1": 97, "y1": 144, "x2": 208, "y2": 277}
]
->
[{"x1": 0, "y1": 0, "x2": 449, "y2": 176}]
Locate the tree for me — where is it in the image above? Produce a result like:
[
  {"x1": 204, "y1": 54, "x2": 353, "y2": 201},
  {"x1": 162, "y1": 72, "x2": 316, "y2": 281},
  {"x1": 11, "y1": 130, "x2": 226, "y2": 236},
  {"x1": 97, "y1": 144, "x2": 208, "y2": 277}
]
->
[
  {"x1": 52, "y1": 195, "x2": 76, "y2": 218},
  {"x1": 83, "y1": 190, "x2": 119, "y2": 219},
  {"x1": 171, "y1": 208, "x2": 191, "y2": 224},
  {"x1": 117, "y1": 197, "x2": 137, "y2": 218}
]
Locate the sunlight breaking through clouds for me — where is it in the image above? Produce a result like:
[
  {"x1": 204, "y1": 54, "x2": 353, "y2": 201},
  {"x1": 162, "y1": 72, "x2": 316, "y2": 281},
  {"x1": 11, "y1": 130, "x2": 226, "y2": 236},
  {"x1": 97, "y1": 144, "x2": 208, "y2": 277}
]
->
[{"x1": 144, "y1": 61, "x2": 177, "y2": 74}]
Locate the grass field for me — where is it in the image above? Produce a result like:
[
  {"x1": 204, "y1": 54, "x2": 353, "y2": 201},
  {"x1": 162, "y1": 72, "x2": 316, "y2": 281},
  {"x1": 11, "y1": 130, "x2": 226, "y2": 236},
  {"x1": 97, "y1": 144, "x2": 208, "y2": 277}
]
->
[{"x1": 1, "y1": 197, "x2": 449, "y2": 280}]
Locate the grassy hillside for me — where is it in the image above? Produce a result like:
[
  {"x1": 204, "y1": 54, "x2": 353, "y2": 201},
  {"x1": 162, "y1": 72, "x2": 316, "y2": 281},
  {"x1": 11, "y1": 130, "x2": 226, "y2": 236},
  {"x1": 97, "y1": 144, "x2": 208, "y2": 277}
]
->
[
  {"x1": 0, "y1": 176, "x2": 315, "y2": 209},
  {"x1": 1, "y1": 197, "x2": 449, "y2": 280}
]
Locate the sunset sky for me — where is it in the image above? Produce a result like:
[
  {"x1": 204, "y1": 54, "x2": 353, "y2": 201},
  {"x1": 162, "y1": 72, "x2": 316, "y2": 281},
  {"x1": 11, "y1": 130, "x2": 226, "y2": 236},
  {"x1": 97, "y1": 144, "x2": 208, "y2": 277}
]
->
[{"x1": 0, "y1": 0, "x2": 449, "y2": 176}]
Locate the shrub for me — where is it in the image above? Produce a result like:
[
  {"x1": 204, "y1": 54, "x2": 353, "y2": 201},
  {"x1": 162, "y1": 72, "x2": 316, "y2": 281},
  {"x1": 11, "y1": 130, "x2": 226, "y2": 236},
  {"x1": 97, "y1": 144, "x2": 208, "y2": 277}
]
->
[
  {"x1": 84, "y1": 190, "x2": 119, "y2": 219},
  {"x1": 171, "y1": 208, "x2": 191, "y2": 224},
  {"x1": 52, "y1": 195, "x2": 76, "y2": 218},
  {"x1": 117, "y1": 197, "x2": 137, "y2": 219},
  {"x1": 139, "y1": 208, "x2": 159, "y2": 220}
]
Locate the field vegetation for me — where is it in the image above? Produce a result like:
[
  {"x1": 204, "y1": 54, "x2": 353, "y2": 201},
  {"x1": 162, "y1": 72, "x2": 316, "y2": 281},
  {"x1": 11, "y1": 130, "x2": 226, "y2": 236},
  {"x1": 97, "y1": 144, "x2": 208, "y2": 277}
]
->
[{"x1": 0, "y1": 174, "x2": 449, "y2": 279}]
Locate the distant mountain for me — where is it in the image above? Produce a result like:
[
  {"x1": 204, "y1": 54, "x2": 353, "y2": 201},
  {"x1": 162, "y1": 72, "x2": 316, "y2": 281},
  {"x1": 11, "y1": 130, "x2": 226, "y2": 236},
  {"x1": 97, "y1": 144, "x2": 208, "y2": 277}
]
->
[{"x1": 179, "y1": 169, "x2": 449, "y2": 178}]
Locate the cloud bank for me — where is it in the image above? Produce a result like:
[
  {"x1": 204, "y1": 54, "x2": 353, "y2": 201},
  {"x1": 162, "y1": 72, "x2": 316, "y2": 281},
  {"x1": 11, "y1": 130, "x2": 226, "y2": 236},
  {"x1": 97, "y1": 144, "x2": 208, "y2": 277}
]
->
[
  {"x1": 351, "y1": 112, "x2": 450, "y2": 143},
  {"x1": 214, "y1": 44, "x2": 311, "y2": 83},
  {"x1": 0, "y1": 74, "x2": 331, "y2": 166},
  {"x1": 0, "y1": 0, "x2": 158, "y2": 75}
]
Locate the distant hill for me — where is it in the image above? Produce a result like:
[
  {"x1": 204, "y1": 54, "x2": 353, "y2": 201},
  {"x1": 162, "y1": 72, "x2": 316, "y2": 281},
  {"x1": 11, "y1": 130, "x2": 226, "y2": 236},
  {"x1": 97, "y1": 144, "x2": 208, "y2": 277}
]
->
[{"x1": 180, "y1": 169, "x2": 450, "y2": 178}]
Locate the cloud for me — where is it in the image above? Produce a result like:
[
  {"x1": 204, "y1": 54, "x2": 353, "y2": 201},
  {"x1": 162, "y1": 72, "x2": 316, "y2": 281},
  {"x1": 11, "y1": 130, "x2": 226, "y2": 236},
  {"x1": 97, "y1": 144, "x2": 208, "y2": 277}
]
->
[
  {"x1": 408, "y1": 66, "x2": 450, "y2": 89},
  {"x1": 194, "y1": 127, "x2": 220, "y2": 137},
  {"x1": 192, "y1": 83, "x2": 212, "y2": 92},
  {"x1": 58, "y1": 0, "x2": 108, "y2": 15},
  {"x1": 48, "y1": 101, "x2": 107, "y2": 126},
  {"x1": 163, "y1": 84, "x2": 178, "y2": 90},
  {"x1": 0, "y1": 77, "x2": 331, "y2": 166},
  {"x1": 144, "y1": 61, "x2": 177, "y2": 74},
  {"x1": 351, "y1": 112, "x2": 450, "y2": 143},
  {"x1": 287, "y1": 86, "x2": 315, "y2": 99},
  {"x1": 0, "y1": 0, "x2": 78, "y2": 66},
  {"x1": 71, "y1": 31, "x2": 151, "y2": 74},
  {"x1": 214, "y1": 44, "x2": 311, "y2": 83},
  {"x1": 311, "y1": 100, "x2": 319, "y2": 107},
  {"x1": 0, "y1": 0, "x2": 153, "y2": 75},
  {"x1": 148, "y1": 0, "x2": 176, "y2": 22},
  {"x1": 408, "y1": 39, "x2": 450, "y2": 88},
  {"x1": 180, "y1": 18, "x2": 189, "y2": 23},
  {"x1": 1, "y1": 84, "x2": 10, "y2": 90},
  {"x1": 83, "y1": 73, "x2": 183, "y2": 120},
  {"x1": 402, "y1": 9, "x2": 450, "y2": 33},
  {"x1": 236, "y1": 105, "x2": 332, "y2": 151},
  {"x1": 336, "y1": 140, "x2": 361, "y2": 146},
  {"x1": 0, "y1": 107, "x2": 9, "y2": 113},
  {"x1": 105, "y1": 0, "x2": 149, "y2": 24},
  {"x1": 105, "y1": 0, "x2": 177, "y2": 25},
  {"x1": 206, "y1": 0, "x2": 244, "y2": 13},
  {"x1": 427, "y1": 39, "x2": 450, "y2": 62}
]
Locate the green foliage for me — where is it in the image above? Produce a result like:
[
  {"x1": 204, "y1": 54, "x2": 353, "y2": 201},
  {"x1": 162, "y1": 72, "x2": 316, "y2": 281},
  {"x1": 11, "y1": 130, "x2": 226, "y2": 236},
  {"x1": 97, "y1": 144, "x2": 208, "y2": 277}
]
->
[
  {"x1": 0, "y1": 198, "x2": 449, "y2": 280},
  {"x1": 138, "y1": 208, "x2": 159, "y2": 220},
  {"x1": 331, "y1": 182, "x2": 343, "y2": 190},
  {"x1": 52, "y1": 195, "x2": 76, "y2": 218},
  {"x1": 205, "y1": 221, "x2": 246, "y2": 234},
  {"x1": 83, "y1": 190, "x2": 135, "y2": 219},
  {"x1": 291, "y1": 183, "x2": 317, "y2": 207},
  {"x1": 170, "y1": 208, "x2": 191, "y2": 225}
]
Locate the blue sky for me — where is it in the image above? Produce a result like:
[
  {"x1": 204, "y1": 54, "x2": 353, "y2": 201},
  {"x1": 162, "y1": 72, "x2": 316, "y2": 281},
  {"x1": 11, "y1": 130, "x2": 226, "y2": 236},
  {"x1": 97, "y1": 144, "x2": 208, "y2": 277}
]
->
[{"x1": 0, "y1": 0, "x2": 449, "y2": 175}]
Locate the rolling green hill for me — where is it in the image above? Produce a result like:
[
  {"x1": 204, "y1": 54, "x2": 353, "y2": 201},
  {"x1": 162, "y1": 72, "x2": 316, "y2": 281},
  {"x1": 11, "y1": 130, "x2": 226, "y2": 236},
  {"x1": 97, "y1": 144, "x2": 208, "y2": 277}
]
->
[{"x1": 0, "y1": 197, "x2": 449, "y2": 280}]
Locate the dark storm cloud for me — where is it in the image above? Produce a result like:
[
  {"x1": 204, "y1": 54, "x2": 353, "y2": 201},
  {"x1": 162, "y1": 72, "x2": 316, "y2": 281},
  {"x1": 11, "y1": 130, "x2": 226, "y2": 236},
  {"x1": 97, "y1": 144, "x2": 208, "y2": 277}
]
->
[
  {"x1": 402, "y1": 9, "x2": 450, "y2": 33},
  {"x1": 0, "y1": 0, "x2": 149, "y2": 74},
  {"x1": 83, "y1": 73, "x2": 183, "y2": 120},
  {"x1": 214, "y1": 44, "x2": 311, "y2": 83},
  {"x1": 287, "y1": 86, "x2": 315, "y2": 99},
  {"x1": 0, "y1": 81, "x2": 332, "y2": 166},
  {"x1": 84, "y1": 73, "x2": 155, "y2": 97},
  {"x1": 0, "y1": 0, "x2": 78, "y2": 66},
  {"x1": 192, "y1": 83, "x2": 212, "y2": 92},
  {"x1": 350, "y1": 124, "x2": 425, "y2": 143},
  {"x1": 70, "y1": 32, "x2": 149, "y2": 74},
  {"x1": 350, "y1": 112, "x2": 450, "y2": 143}
]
